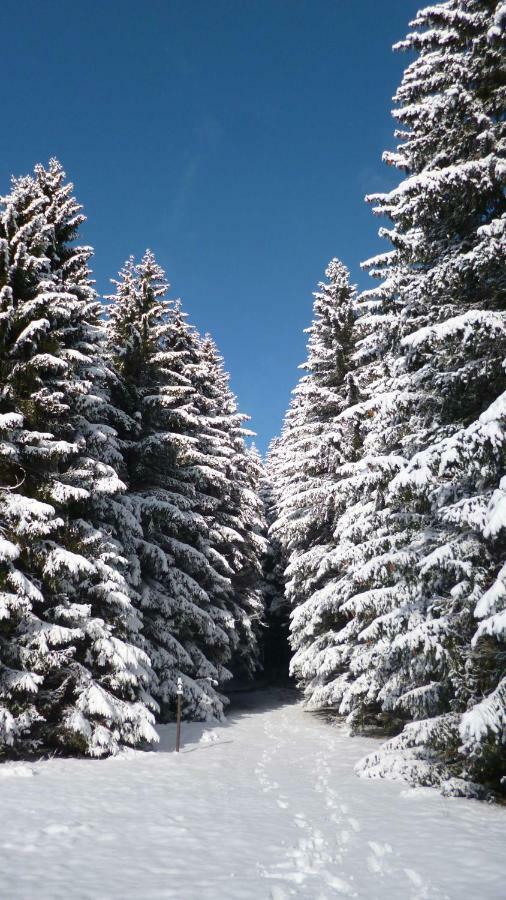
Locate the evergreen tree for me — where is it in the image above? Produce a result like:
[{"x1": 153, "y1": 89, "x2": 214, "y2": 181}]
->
[
  {"x1": 106, "y1": 253, "x2": 234, "y2": 720},
  {"x1": 261, "y1": 444, "x2": 291, "y2": 681},
  {"x1": 353, "y1": 0, "x2": 506, "y2": 795},
  {"x1": 273, "y1": 3, "x2": 504, "y2": 798},
  {"x1": 234, "y1": 441, "x2": 268, "y2": 677},
  {"x1": 0, "y1": 162, "x2": 157, "y2": 757},
  {"x1": 269, "y1": 260, "x2": 362, "y2": 700},
  {"x1": 196, "y1": 335, "x2": 266, "y2": 679},
  {"x1": 298, "y1": 2, "x2": 506, "y2": 796}
]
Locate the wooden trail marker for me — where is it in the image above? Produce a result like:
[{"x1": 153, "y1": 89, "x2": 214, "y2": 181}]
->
[{"x1": 176, "y1": 677, "x2": 183, "y2": 752}]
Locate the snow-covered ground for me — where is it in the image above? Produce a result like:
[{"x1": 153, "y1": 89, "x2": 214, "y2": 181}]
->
[{"x1": 0, "y1": 689, "x2": 504, "y2": 900}]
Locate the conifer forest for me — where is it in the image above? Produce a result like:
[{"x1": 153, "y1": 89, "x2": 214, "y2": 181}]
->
[{"x1": 0, "y1": 2, "x2": 505, "y2": 898}]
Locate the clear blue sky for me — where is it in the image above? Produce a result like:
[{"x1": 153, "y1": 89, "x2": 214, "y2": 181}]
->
[{"x1": 1, "y1": 0, "x2": 419, "y2": 453}]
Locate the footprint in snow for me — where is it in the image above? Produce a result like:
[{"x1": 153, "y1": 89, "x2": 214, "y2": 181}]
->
[
  {"x1": 325, "y1": 792, "x2": 338, "y2": 810},
  {"x1": 43, "y1": 824, "x2": 73, "y2": 836},
  {"x1": 323, "y1": 873, "x2": 357, "y2": 896},
  {"x1": 366, "y1": 842, "x2": 394, "y2": 878},
  {"x1": 403, "y1": 867, "x2": 433, "y2": 898},
  {"x1": 368, "y1": 841, "x2": 392, "y2": 857},
  {"x1": 269, "y1": 887, "x2": 290, "y2": 900}
]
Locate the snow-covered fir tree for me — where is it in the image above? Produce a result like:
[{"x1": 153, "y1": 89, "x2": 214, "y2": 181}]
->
[
  {"x1": 106, "y1": 252, "x2": 238, "y2": 720},
  {"x1": 234, "y1": 441, "x2": 268, "y2": 677},
  {"x1": 269, "y1": 260, "x2": 365, "y2": 695},
  {"x1": 276, "y1": 1, "x2": 505, "y2": 797},
  {"x1": 0, "y1": 162, "x2": 157, "y2": 757},
  {"x1": 195, "y1": 335, "x2": 266, "y2": 679},
  {"x1": 352, "y1": 0, "x2": 506, "y2": 795}
]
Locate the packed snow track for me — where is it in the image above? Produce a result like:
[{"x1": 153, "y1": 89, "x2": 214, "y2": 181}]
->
[{"x1": 0, "y1": 689, "x2": 504, "y2": 899}]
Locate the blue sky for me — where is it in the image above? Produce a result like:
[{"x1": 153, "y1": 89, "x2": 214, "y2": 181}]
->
[{"x1": 1, "y1": 0, "x2": 419, "y2": 453}]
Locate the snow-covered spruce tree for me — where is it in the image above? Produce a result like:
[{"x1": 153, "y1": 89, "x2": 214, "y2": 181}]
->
[
  {"x1": 0, "y1": 162, "x2": 157, "y2": 757},
  {"x1": 269, "y1": 260, "x2": 369, "y2": 697},
  {"x1": 340, "y1": 2, "x2": 506, "y2": 795},
  {"x1": 106, "y1": 253, "x2": 234, "y2": 720},
  {"x1": 0, "y1": 178, "x2": 52, "y2": 751},
  {"x1": 234, "y1": 441, "x2": 268, "y2": 677},
  {"x1": 196, "y1": 334, "x2": 266, "y2": 679}
]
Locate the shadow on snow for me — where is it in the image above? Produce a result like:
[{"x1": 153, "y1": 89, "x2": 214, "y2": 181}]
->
[{"x1": 155, "y1": 686, "x2": 300, "y2": 754}]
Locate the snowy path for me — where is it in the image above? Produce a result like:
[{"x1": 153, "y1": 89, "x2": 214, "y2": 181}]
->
[{"x1": 0, "y1": 690, "x2": 504, "y2": 900}]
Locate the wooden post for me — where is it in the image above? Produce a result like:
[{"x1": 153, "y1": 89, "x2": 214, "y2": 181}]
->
[{"x1": 176, "y1": 677, "x2": 183, "y2": 752}]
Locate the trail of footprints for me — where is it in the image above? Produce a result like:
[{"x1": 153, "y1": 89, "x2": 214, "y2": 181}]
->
[
  {"x1": 256, "y1": 719, "x2": 364, "y2": 898},
  {"x1": 255, "y1": 720, "x2": 436, "y2": 900}
]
